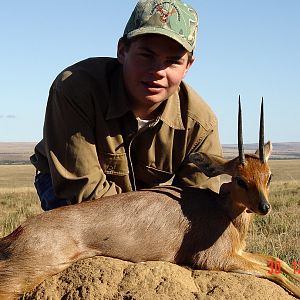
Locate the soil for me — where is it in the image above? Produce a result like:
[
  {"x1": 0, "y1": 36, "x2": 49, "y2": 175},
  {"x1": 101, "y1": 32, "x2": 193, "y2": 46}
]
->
[{"x1": 24, "y1": 256, "x2": 296, "y2": 300}]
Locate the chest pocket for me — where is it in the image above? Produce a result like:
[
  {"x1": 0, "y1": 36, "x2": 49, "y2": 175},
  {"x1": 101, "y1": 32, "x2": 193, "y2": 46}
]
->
[
  {"x1": 99, "y1": 152, "x2": 129, "y2": 176},
  {"x1": 134, "y1": 163, "x2": 174, "y2": 187}
]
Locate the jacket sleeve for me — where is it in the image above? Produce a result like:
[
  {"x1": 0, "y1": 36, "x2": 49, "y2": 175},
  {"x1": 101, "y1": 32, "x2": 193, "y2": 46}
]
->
[
  {"x1": 172, "y1": 118, "x2": 223, "y2": 193},
  {"x1": 43, "y1": 70, "x2": 122, "y2": 204}
]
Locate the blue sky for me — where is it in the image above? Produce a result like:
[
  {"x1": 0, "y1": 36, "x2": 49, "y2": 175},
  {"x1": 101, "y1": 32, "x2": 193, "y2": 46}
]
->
[{"x1": 0, "y1": 1, "x2": 299, "y2": 144}]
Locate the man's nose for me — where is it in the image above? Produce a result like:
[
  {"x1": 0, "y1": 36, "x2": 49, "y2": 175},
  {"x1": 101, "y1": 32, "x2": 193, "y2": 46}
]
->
[{"x1": 149, "y1": 61, "x2": 167, "y2": 77}]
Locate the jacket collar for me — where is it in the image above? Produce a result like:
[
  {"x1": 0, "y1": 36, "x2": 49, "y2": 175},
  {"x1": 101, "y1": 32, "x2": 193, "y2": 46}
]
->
[
  {"x1": 106, "y1": 63, "x2": 185, "y2": 130},
  {"x1": 159, "y1": 87, "x2": 185, "y2": 130}
]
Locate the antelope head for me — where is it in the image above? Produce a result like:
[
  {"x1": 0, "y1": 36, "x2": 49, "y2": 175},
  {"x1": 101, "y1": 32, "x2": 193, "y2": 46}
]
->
[{"x1": 190, "y1": 98, "x2": 273, "y2": 215}]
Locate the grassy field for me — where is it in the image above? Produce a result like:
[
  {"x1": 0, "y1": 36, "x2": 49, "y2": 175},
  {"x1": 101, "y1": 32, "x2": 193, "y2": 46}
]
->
[
  {"x1": 0, "y1": 161, "x2": 299, "y2": 269},
  {"x1": 0, "y1": 165, "x2": 42, "y2": 236}
]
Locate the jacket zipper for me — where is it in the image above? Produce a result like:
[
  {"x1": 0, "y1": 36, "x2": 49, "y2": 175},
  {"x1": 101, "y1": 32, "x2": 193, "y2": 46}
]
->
[{"x1": 127, "y1": 118, "x2": 160, "y2": 191}]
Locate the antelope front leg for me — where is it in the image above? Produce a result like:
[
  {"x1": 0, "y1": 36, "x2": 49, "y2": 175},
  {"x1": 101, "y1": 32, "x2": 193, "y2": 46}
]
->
[
  {"x1": 242, "y1": 252, "x2": 300, "y2": 284},
  {"x1": 225, "y1": 253, "x2": 300, "y2": 299}
]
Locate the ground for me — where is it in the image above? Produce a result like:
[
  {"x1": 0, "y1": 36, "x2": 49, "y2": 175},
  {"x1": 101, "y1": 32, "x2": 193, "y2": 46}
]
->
[{"x1": 24, "y1": 256, "x2": 296, "y2": 300}]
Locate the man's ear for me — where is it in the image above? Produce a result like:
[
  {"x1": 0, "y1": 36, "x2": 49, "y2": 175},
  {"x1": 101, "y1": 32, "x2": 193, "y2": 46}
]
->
[
  {"x1": 117, "y1": 38, "x2": 126, "y2": 64},
  {"x1": 183, "y1": 55, "x2": 195, "y2": 77}
]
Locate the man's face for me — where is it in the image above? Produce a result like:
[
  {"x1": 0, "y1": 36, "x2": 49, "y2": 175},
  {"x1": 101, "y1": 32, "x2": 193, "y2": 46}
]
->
[{"x1": 117, "y1": 34, "x2": 194, "y2": 118}]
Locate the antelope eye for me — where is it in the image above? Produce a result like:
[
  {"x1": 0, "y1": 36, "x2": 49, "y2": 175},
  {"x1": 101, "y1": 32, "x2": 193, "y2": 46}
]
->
[
  {"x1": 235, "y1": 177, "x2": 248, "y2": 191},
  {"x1": 267, "y1": 174, "x2": 272, "y2": 186}
]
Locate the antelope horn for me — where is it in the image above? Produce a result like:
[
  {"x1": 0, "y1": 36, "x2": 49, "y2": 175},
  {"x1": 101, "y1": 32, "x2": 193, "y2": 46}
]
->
[
  {"x1": 259, "y1": 97, "x2": 265, "y2": 162},
  {"x1": 238, "y1": 96, "x2": 245, "y2": 165}
]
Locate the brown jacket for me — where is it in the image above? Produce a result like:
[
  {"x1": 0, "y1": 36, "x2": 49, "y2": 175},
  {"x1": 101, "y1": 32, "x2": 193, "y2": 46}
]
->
[{"x1": 31, "y1": 57, "x2": 222, "y2": 204}]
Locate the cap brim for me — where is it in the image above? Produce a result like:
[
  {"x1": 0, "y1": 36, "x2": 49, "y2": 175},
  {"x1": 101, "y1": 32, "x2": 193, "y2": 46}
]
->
[{"x1": 126, "y1": 27, "x2": 194, "y2": 52}]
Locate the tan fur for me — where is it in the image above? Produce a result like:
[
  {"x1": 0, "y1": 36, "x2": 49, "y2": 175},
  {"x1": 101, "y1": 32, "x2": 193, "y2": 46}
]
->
[{"x1": 0, "y1": 142, "x2": 299, "y2": 299}]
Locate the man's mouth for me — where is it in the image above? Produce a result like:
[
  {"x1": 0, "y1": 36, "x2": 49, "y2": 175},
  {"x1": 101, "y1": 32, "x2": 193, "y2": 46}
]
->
[
  {"x1": 142, "y1": 81, "x2": 165, "y2": 89},
  {"x1": 141, "y1": 81, "x2": 166, "y2": 94}
]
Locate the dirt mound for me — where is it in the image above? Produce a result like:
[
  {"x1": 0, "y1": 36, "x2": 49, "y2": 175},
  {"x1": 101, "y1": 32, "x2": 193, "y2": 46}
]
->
[{"x1": 24, "y1": 256, "x2": 296, "y2": 300}]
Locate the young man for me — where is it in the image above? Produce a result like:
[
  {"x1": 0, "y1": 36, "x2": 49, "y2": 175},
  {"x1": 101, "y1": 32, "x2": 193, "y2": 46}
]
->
[{"x1": 31, "y1": 0, "x2": 223, "y2": 210}]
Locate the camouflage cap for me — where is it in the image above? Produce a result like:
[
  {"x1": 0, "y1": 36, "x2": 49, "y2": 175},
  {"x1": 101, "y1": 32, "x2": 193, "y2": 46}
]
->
[{"x1": 123, "y1": 0, "x2": 198, "y2": 52}]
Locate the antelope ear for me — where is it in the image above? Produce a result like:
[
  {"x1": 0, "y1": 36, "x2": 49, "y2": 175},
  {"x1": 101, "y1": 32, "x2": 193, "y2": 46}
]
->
[
  {"x1": 189, "y1": 152, "x2": 228, "y2": 177},
  {"x1": 255, "y1": 141, "x2": 272, "y2": 161}
]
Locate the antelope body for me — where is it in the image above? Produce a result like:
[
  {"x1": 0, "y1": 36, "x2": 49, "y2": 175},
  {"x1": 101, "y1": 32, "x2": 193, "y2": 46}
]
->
[{"x1": 0, "y1": 102, "x2": 299, "y2": 299}]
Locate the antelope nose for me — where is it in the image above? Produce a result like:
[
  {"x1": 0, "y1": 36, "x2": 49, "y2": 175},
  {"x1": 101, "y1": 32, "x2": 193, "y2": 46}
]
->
[{"x1": 258, "y1": 201, "x2": 270, "y2": 215}]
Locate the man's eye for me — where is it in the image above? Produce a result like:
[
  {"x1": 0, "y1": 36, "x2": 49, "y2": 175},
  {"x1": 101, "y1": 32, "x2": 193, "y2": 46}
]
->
[
  {"x1": 140, "y1": 53, "x2": 152, "y2": 58},
  {"x1": 167, "y1": 59, "x2": 180, "y2": 65}
]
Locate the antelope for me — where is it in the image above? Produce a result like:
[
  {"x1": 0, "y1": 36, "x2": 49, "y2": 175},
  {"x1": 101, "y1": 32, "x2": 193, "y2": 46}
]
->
[{"x1": 0, "y1": 100, "x2": 299, "y2": 299}]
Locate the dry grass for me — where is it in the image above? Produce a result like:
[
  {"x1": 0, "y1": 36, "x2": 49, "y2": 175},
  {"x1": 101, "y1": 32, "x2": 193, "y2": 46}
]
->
[
  {"x1": 0, "y1": 190, "x2": 41, "y2": 236},
  {"x1": 0, "y1": 165, "x2": 42, "y2": 235},
  {"x1": 247, "y1": 180, "x2": 300, "y2": 264},
  {"x1": 269, "y1": 159, "x2": 300, "y2": 182},
  {"x1": 0, "y1": 162, "x2": 299, "y2": 268},
  {"x1": 0, "y1": 165, "x2": 36, "y2": 189}
]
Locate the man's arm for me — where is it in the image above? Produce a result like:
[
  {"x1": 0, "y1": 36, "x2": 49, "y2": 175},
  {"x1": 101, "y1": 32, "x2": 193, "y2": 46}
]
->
[{"x1": 43, "y1": 70, "x2": 122, "y2": 204}]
